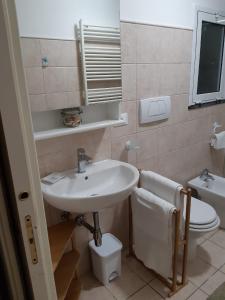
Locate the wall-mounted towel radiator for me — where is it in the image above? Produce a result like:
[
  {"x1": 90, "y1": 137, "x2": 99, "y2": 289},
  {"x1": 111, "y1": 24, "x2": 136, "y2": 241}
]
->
[{"x1": 78, "y1": 20, "x2": 122, "y2": 105}]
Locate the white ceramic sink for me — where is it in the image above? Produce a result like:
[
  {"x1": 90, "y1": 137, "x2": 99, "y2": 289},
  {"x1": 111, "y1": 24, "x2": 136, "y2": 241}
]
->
[{"x1": 41, "y1": 160, "x2": 139, "y2": 213}]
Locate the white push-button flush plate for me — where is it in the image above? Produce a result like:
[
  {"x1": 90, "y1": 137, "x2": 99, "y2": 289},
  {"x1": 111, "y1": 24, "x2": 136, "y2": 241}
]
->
[{"x1": 139, "y1": 96, "x2": 171, "y2": 124}]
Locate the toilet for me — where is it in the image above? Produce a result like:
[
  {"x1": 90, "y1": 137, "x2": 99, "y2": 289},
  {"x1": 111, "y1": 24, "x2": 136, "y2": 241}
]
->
[
  {"x1": 187, "y1": 197, "x2": 220, "y2": 260},
  {"x1": 188, "y1": 173, "x2": 225, "y2": 228}
]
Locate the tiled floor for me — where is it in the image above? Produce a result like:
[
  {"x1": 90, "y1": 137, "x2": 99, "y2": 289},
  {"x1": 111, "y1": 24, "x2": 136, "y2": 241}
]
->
[{"x1": 80, "y1": 229, "x2": 225, "y2": 300}]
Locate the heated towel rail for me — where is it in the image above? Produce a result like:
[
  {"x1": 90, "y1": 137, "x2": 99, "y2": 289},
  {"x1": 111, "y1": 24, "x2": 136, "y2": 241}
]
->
[{"x1": 78, "y1": 20, "x2": 122, "y2": 105}]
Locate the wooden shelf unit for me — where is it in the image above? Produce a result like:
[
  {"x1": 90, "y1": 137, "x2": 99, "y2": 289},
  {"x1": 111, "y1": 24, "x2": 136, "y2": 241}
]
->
[
  {"x1": 48, "y1": 221, "x2": 75, "y2": 271},
  {"x1": 66, "y1": 278, "x2": 82, "y2": 300},
  {"x1": 48, "y1": 221, "x2": 81, "y2": 300}
]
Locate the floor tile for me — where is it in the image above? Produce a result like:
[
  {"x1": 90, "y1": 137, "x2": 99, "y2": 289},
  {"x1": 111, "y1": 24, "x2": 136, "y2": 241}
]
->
[
  {"x1": 80, "y1": 274, "x2": 115, "y2": 300},
  {"x1": 185, "y1": 257, "x2": 216, "y2": 287},
  {"x1": 209, "y1": 229, "x2": 225, "y2": 249},
  {"x1": 105, "y1": 264, "x2": 146, "y2": 300},
  {"x1": 197, "y1": 240, "x2": 225, "y2": 268},
  {"x1": 125, "y1": 256, "x2": 155, "y2": 283},
  {"x1": 187, "y1": 289, "x2": 208, "y2": 300},
  {"x1": 220, "y1": 263, "x2": 225, "y2": 274},
  {"x1": 149, "y1": 278, "x2": 197, "y2": 299},
  {"x1": 203, "y1": 229, "x2": 218, "y2": 240},
  {"x1": 196, "y1": 236, "x2": 206, "y2": 245},
  {"x1": 200, "y1": 271, "x2": 225, "y2": 295},
  {"x1": 129, "y1": 285, "x2": 163, "y2": 300}
]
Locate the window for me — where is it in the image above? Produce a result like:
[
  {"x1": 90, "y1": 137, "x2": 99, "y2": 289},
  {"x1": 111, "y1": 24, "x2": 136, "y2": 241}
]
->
[{"x1": 189, "y1": 9, "x2": 225, "y2": 106}]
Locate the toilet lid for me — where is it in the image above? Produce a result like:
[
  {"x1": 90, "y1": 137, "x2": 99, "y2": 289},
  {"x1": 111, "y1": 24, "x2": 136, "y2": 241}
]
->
[
  {"x1": 190, "y1": 216, "x2": 219, "y2": 230},
  {"x1": 186, "y1": 197, "x2": 217, "y2": 225},
  {"x1": 190, "y1": 215, "x2": 220, "y2": 232}
]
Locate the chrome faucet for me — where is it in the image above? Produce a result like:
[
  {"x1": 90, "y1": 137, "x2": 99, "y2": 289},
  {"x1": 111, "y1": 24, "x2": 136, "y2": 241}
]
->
[
  {"x1": 200, "y1": 168, "x2": 215, "y2": 182},
  {"x1": 77, "y1": 148, "x2": 92, "y2": 173}
]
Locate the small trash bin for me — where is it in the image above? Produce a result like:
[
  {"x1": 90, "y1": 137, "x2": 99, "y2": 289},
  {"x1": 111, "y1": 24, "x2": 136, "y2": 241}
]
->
[{"x1": 89, "y1": 233, "x2": 122, "y2": 285}]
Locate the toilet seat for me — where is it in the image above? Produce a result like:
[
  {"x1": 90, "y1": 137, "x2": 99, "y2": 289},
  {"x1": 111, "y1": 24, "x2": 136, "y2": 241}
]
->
[
  {"x1": 190, "y1": 216, "x2": 220, "y2": 230},
  {"x1": 184, "y1": 197, "x2": 220, "y2": 231},
  {"x1": 189, "y1": 197, "x2": 217, "y2": 225}
]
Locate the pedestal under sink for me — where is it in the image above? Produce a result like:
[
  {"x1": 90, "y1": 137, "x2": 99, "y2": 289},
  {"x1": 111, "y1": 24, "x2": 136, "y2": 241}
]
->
[{"x1": 41, "y1": 159, "x2": 139, "y2": 213}]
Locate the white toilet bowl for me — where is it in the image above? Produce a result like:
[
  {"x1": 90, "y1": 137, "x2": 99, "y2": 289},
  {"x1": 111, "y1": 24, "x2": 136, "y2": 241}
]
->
[{"x1": 186, "y1": 197, "x2": 220, "y2": 261}]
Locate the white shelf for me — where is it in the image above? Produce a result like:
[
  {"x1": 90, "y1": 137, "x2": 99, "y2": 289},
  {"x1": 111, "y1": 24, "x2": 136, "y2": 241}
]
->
[{"x1": 34, "y1": 119, "x2": 126, "y2": 141}]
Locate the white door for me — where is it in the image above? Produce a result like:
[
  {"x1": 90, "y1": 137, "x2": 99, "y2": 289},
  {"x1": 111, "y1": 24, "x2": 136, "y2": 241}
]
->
[{"x1": 0, "y1": 0, "x2": 57, "y2": 299}]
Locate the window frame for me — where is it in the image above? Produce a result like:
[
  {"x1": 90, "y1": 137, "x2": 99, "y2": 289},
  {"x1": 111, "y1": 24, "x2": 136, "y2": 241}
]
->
[{"x1": 189, "y1": 8, "x2": 225, "y2": 106}]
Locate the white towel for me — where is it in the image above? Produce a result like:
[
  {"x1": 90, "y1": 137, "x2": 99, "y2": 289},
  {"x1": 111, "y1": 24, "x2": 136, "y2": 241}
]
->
[
  {"x1": 211, "y1": 131, "x2": 225, "y2": 149},
  {"x1": 132, "y1": 187, "x2": 176, "y2": 278},
  {"x1": 141, "y1": 170, "x2": 183, "y2": 210}
]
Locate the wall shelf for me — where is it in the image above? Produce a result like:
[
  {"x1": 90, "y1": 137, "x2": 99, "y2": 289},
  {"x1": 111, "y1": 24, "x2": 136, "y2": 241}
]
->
[{"x1": 34, "y1": 119, "x2": 126, "y2": 141}]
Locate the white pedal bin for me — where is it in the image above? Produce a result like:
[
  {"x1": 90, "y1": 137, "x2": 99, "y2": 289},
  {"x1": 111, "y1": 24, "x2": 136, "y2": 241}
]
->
[{"x1": 89, "y1": 233, "x2": 122, "y2": 285}]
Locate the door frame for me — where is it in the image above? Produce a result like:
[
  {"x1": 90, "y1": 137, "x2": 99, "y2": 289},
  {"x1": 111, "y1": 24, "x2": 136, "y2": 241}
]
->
[{"x1": 0, "y1": 0, "x2": 57, "y2": 299}]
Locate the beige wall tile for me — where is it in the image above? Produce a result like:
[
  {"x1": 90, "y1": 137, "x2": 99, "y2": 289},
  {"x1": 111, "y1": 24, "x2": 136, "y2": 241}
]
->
[
  {"x1": 36, "y1": 134, "x2": 73, "y2": 156},
  {"x1": 111, "y1": 134, "x2": 137, "y2": 163},
  {"x1": 29, "y1": 94, "x2": 47, "y2": 112},
  {"x1": 43, "y1": 67, "x2": 80, "y2": 93},
  {"x1": 121, "y1": 22, "x2": 137, "y2": 63},
  {"x1": 158, "y1": 146, "x2": 190, "y2": 178},
  {"x1": 111, "y1": 101, "x2": 137, "y2": 138},
  {"x1": 45, "y1": 91, "x2": 81, "y2": 110},
  {"x1": 158, "y1": 116, "x2": 211, "y2": 156},
  {"x1": 136, "y1": 129, "x2": 159, "y2": 161},
  {"x1": 40, "y1": 39, "x2": 79, "y2": 67},
  {"x1": 64, "y1": 67, "x2": 81, "y2": 91},
  {"x1": 45, "y1": 92, "x2": 69, "y2": 110},
  {"x1": 38, "y1": 151, "x2": 75, "y2": 177},
  {"x1": 171, "y1": 29, "x2": 193, "y2": 63},
  {"x1": 137, "y1": 64, "x2": 161, "y2": 99},
  {"x1": 20, "y1": 38, "x2": 41, "y2": 67},
  {"x1": 159, "y1": 64, "x2": 191, "y2": 96},
  {"x1": 158, "y1": 123, "x2": 187, "y2": 155},
  {"x1": 74, "y1": 226, "x2": 92, "y2": 276},
  {"x1": 136, "y1": 24, "x2": 163, "y2": 64},
  {"x1": 99, "y1": 200, "x2": 129, "y2": 247},
  {"x1": 25, "y1": 67, "x2": 44, "y2": 94},
  {"x1": 122, "y1": 64, "x2": 136, "y2": 101},
  {"x1": 136, "y1": 25, "x2": 192, "y2": 64},
  {"x1": 169, "y1": 94, "x2": 189, "y2": 124},
  {"x1": 136, "y1": 155, "x2": 158, "y2": 172}
]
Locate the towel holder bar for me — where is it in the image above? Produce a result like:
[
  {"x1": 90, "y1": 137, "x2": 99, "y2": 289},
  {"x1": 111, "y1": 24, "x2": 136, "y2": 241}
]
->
[{"x1": 128, "y1": 170, "x2": 192, "y2": 297}]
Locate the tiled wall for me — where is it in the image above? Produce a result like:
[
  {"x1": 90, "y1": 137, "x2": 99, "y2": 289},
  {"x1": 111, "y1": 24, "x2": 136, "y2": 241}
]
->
[
  {"x1": 21, "y1": 38, "x2": 81, "y2": 111},
  {"x1": 22, "y1": 22, "x2": 225, "y2": 275}
]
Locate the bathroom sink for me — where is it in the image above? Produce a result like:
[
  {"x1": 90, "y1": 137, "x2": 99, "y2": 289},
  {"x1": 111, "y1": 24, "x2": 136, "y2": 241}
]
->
[{"x1": 41, "y1": 160, "x2": 139, "y2": 213}]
